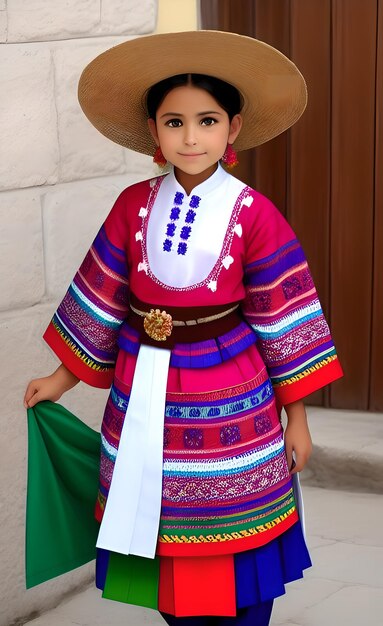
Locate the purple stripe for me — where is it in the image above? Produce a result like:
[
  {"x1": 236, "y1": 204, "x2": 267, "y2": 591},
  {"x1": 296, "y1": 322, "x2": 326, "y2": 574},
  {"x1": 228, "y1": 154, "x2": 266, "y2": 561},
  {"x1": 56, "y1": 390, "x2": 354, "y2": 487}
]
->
[
  {"x1": 171, "y1": 329, "x2": 256, "y2": 368},
  {"x1": 117, "y1": 334, "x2": 140, "y2": 356},
  {"x1": 244, "y1": 238, "x2": 297, "y2": 268},
  {"x1": 92, "y1": 226, "x2": 128, "y2": 277},
  {"x1": 245, "y1": 245, "x2": 306, "y2": 287},
  {"x1": 117, "y1": 321, "x2": 257, "y2": 369}
]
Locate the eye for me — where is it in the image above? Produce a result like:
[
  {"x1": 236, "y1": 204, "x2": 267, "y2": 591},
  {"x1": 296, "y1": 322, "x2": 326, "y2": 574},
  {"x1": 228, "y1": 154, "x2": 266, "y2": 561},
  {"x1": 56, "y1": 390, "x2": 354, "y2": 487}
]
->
[
  {"x1": 165, "y1": 119, "x2": 182, "y2": 128},
  {"x1": 200, "y1": 117, "x2": 218, "y2": 126}
]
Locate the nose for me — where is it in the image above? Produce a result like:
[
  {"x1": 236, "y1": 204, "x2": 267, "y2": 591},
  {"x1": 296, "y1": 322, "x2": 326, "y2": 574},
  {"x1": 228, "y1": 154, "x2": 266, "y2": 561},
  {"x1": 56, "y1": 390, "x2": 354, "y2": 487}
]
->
[{"x1": 183, "y1": 123, "x2": 197, "y2": 146}]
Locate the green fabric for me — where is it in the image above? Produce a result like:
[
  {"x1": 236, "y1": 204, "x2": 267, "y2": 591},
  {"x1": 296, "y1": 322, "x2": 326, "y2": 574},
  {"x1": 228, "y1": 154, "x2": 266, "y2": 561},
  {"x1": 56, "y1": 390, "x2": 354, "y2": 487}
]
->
[
  {"x1": 26, "y1": 401, "x2": 101, "y2": 588},
  {"x1": 103, "y1": 552, "x2": 160, "y2": 609}
]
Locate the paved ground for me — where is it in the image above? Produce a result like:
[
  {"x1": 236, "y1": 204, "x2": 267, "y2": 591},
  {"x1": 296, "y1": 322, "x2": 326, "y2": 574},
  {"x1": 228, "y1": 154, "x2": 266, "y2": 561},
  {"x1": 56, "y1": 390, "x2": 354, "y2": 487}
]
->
[
  {"x1": 22, "y1": 409, "x2": 383, "y2": 625},
  {"x1": 302, "y1": 407, "x2": 383, "y2": 494}
]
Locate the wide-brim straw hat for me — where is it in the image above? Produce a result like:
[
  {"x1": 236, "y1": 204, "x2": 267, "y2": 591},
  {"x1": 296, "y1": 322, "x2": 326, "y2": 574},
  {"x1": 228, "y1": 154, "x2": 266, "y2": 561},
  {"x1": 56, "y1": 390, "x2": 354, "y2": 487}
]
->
[{"x1": 78, "y1": 30, "x2": 307, "y2": 155}]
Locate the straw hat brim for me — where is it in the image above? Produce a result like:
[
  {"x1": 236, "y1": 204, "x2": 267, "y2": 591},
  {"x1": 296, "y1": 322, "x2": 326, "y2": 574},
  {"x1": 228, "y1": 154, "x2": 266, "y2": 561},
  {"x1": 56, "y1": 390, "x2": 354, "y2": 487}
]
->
[{"x1": 78, "y1": 30, "x2": 307, "y2": 154}]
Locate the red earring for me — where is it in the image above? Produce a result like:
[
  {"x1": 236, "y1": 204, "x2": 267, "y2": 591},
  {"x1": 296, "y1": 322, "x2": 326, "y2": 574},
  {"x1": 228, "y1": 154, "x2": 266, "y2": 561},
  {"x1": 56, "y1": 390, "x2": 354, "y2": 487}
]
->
[
  {"x1": 221, "y1": 144, "x2": 239, "y2": 168},
  {"x1": 153, "y1": 146, "x2": 167, "y2": 167}
]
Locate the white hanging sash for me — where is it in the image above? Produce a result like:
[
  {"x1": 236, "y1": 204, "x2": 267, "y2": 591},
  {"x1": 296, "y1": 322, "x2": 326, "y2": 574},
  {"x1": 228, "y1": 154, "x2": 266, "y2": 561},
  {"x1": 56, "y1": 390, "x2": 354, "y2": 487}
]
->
[{"x1": 96, "y1": 344, "x2": 171, "y2": 558}]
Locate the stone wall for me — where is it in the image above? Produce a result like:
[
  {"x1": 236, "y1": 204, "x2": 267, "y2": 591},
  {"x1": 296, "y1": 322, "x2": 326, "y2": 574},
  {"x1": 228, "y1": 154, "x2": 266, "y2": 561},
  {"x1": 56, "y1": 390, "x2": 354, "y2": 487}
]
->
[{"x1": 0, "y1": 2, "x2": 157, "y2": 624}]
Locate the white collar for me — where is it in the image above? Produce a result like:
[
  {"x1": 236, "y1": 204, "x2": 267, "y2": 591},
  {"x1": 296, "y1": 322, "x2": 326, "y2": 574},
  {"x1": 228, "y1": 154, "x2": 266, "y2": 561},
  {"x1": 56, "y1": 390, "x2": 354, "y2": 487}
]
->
[{"x1": 165, "y1": 163, "x2": 231, "y2": 198}]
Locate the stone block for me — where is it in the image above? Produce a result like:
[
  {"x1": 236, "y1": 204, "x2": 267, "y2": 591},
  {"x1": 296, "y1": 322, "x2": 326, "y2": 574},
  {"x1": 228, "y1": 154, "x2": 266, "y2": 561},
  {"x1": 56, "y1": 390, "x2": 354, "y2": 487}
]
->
[
  {"x1": 0, "y1": 6, "x2": 7, "y2": 43},
  {"x1": 0, "y1": 189, "x2": 45, "y2": 310},
  {"x1": 42, "y1": 176, "x2": 137, "y2": 299},
  {"x1": 54, "y1": 41, "x2": 128, "y2": 183},
  {"x1": 124, "y1": 147, "x2": 155, "y2": 178},
  {"x1": 6, "y1": 0, "x2": 100, "y2": 42},
  {"x1": 98, "y1": 0, "x2": 157, "y2": 35},
  {"x1": 0, "y1": 45, "x2": 59, "y2": 190}
]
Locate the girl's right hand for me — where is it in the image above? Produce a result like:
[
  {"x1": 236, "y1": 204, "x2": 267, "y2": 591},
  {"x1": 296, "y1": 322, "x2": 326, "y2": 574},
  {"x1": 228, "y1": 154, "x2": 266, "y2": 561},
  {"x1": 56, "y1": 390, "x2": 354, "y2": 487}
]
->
[{"x1": 24, "y1": 364, "x2": 79, "y2": 409}]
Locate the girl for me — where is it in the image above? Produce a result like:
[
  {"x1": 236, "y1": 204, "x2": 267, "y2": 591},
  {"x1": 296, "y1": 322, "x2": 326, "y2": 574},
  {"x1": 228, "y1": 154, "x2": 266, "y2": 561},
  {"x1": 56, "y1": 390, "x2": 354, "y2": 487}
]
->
[{"x1": 24, "y1": 31, "x2": 343, "y2": 626}]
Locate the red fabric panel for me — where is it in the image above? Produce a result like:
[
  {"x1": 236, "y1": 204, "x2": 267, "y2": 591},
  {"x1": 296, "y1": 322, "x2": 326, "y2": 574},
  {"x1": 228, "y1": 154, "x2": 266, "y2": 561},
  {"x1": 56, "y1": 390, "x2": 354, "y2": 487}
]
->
[
  {"x1": 158, "y1": 557, "x2": 175, "y2": 615},
  {"x1": 159, "y1": 554, "x2": 236, "y2": 617}
]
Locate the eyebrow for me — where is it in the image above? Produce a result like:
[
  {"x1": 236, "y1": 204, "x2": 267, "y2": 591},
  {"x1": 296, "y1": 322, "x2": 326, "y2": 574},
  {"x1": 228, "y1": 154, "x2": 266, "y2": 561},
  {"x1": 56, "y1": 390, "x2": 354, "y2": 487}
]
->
[{"x1": 159, "y1": 110, "x2": 223, "y2": 119}]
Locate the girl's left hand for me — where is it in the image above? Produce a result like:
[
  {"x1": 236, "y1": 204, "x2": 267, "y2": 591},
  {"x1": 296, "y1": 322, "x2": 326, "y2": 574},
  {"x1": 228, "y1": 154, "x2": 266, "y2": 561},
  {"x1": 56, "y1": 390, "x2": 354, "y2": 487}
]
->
[{"x1": 284, "y1": 400, "x2": 312, "y2": 474}]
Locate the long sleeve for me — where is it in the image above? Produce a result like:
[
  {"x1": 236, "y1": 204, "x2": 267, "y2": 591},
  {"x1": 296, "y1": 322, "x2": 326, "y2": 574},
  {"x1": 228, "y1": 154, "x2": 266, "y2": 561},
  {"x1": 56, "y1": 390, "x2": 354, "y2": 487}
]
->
[
  {"x1": 241, "y1": 192, "x2": 343, "y2": 406},
  {"x1": 43, "y1": 191, "x2": 130, "y2": 388}
]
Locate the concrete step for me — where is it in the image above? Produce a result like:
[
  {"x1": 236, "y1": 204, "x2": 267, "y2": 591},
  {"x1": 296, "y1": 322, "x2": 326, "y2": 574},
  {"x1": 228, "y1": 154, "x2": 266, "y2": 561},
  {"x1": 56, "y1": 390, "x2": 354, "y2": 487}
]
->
[{"x1": 301, "y1": 407, "x2": 383, "y2": 494}]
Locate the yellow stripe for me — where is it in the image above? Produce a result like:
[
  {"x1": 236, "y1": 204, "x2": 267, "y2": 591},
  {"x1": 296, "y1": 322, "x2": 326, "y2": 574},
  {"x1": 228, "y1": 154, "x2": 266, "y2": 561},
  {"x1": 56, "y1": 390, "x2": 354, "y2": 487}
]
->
[
  {"x1": 52, "y1": 320, "x2": 110, "y2": 372},
  {"x1": 275, "y1": 355, "x2": 338, "y2": 387},
  {"x1": 159, "y1": 506, "x2": 296, "y2": 544}
]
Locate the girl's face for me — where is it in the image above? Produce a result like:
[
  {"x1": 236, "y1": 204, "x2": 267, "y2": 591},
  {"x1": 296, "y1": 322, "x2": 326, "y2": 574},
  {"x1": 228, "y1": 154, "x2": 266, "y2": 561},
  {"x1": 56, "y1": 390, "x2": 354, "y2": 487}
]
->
[{"x1": 148, "y1": 84, "x2": 242, "y2": 191}]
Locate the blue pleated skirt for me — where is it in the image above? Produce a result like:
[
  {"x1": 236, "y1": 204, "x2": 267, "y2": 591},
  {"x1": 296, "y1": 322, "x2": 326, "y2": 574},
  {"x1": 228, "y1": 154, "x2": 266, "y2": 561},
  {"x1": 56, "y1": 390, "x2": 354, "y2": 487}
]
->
[{"x1": 234, "y1": 519, "x2": 311, "y2": 608}]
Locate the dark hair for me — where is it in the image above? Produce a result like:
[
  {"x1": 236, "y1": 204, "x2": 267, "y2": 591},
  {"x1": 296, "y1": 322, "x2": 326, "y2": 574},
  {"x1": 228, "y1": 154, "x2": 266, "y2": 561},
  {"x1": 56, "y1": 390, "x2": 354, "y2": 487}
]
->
[{"x1": 146, "y1": 74, "x2": 243, "y2": 121}]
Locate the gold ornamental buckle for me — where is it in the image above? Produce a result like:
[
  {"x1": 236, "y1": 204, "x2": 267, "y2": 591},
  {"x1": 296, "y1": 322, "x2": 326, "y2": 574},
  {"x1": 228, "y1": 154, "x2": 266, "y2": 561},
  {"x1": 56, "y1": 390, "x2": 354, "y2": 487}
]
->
[{"x1": 143, "y1": 309, "x2": 173, "y2": 341}]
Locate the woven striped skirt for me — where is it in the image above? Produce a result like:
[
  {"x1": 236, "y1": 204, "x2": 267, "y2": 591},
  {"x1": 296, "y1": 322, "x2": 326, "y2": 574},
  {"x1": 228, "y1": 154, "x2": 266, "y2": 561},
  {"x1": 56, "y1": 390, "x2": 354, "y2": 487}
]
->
[{"x1": 95, "y1": 342, "x2": 311, "y2": 617}]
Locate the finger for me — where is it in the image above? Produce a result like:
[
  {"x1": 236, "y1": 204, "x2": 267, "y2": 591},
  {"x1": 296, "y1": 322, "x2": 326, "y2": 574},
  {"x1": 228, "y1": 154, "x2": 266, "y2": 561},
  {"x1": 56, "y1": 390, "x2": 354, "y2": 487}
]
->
[
  {"x1": 24, "y1": 383, "x2": 38, "y2": 408},
  {"x1": 291, "y1": 453, "x2": 308, "y2": 474},
  {"x1": 285, "y1": 441, "x2": 293, "y2": 472},
  {"x1": 26, "y1": 390, "x2": 42, "y2": 409}
]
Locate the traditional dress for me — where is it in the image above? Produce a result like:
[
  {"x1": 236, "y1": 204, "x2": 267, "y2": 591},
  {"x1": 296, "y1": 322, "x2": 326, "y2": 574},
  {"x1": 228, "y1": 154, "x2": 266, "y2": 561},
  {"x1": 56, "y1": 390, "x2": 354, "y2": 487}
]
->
[{"x1": 44, "y1": 164, "x2": 342, "y2": 619}]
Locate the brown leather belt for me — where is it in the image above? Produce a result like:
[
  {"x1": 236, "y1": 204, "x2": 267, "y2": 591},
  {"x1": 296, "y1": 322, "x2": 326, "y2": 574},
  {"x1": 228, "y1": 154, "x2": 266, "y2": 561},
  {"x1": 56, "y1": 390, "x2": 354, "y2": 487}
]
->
[{"x1": 127, "y1": 293, "x2": 243, "y2": 349}]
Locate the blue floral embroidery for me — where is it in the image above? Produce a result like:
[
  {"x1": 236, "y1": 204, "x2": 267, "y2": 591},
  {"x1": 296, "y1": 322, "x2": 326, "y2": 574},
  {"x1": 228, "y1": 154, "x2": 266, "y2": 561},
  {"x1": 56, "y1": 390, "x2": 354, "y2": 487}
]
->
[
  {"x1": 185, "y1": 209, "x2": 196, "y2": 223},
  {"x1": 177, "y1": 242, "x2": 187, "y2": 255},
  {"x1": 180, "y1": 226, "x2": 191, "y2": 240},
  {"x1": 162, "y1": 192, "x2": 201, "y2": 254},
  {"x1": 183, "y1": 428, "x2": 204, "y2": 449},
  {"x1": 189, "y1": 195, "x2": 200, "y2": 209},
  {"x1": 170, "y1": 207, "x2": 181, "y2": 220},
  {"x1": 174, "y1": 192, "x2": 184, "y2": 205},
  {"x1": 166, "y1": 223, "x2": 176, "y2": 237}
]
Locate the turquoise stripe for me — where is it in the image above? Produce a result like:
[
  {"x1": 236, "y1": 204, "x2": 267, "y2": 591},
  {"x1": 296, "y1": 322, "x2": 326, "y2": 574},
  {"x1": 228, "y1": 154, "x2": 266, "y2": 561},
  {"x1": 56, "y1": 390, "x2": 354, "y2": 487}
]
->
[
  {"x1": 101, "y1": 441, "x2": 116, "y2": 462},
  {"x1": 68, "y1": 284, "x2": 121, "y2": 329},
  {"x1": 253, "y1": 308, "x2": 322, "y2": 340},
  {"x1": 163, "y1": 447, "x2": 283, "y2": 478}
]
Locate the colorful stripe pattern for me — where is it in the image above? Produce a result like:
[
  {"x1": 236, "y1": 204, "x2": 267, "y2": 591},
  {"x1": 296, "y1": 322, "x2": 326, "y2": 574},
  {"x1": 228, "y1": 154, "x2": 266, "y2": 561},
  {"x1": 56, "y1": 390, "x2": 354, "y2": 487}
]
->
[
  {"x1": 96, "y1": 367, "x2": 298, "y2": 557},
  {"x1": 44, "y1": 226, "x2": 130, "y2": 387},
  {"x1": 242, "y1": 239, "x2": 342, "y2": 404}
]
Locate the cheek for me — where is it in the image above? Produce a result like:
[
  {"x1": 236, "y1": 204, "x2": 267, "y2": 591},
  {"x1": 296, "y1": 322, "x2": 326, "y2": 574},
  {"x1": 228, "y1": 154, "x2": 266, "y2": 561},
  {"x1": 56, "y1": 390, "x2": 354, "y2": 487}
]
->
[
  {"x1": 158, "y1": 131, "x2": 178, "y2": 154},
  {"x1": 157, "y1": 136, "x2": 170, "y2": 153}
]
